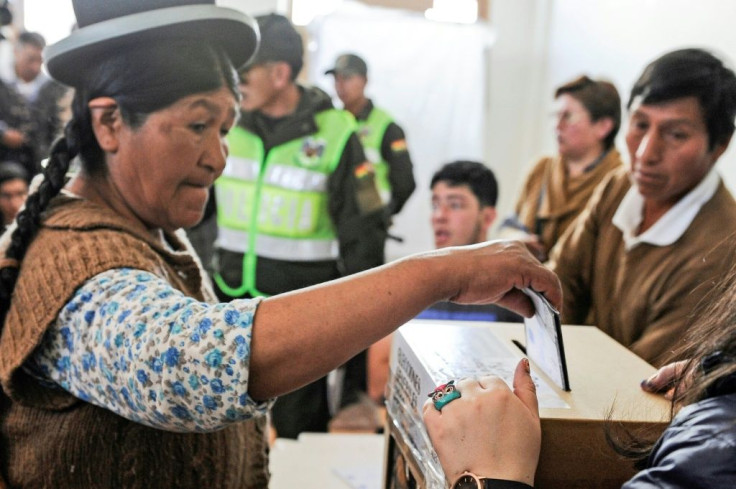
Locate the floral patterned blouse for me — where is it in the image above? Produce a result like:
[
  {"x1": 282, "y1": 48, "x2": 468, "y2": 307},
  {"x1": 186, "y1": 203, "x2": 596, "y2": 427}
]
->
[{"x1": 28, "y1": 268, "x2": 270, "y2": 433}]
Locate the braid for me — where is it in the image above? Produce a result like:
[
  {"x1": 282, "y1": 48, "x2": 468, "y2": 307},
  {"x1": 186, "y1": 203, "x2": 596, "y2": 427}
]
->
[{"x1": 0, "y1": 137, "x2": 75, "y2": 325}]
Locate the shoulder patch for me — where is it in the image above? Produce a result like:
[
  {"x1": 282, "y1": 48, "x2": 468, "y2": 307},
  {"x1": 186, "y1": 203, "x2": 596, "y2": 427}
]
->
[
  {"x1": 390, "y1": 139, "x2": 407, "y2": 153},
  {"x1": 354, "y1": 161, "x2": 375, "y2": 179}
]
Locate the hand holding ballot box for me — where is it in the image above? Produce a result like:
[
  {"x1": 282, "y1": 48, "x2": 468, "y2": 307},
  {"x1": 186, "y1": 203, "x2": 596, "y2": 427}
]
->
[{"x1": 384, "y1": 320, "x2": 670, "y2": 489}]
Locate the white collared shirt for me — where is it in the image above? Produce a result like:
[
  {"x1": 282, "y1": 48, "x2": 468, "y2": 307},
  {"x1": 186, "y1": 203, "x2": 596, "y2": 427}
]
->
[{"x1": 612, "y1": 168, "x2": 721, "y2": 251}]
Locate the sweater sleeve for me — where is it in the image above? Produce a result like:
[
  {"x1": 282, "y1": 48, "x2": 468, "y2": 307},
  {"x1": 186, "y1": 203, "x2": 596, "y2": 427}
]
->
[
  {"x1": 28, "y1": 268, "x2": 272, "y2": 433},
  {"x1": 329, "y1": 132, "x2": 388, "y2": 275}
]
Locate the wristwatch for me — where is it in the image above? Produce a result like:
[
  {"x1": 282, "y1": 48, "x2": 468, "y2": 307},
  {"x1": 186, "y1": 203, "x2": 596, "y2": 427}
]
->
[{"x1": 451, "y1": 472, "x2": 533, "y2": 489}]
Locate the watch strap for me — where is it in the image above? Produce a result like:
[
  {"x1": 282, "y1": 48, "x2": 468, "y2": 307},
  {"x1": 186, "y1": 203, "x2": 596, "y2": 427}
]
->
[{"x1": 480, "y1": 479, "x2": 533, "y2": 489}]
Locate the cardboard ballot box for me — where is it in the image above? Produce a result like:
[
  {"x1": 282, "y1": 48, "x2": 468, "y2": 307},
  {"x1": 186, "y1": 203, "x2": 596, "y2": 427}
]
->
[{"x1": 384, "y1": 320, "x2": 671, "y2": 489}]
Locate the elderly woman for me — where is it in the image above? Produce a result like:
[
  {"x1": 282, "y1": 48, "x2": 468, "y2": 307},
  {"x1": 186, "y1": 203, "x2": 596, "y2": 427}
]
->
[{"x1": 0, "y1": 1, "x2": 560, "y2": 487}]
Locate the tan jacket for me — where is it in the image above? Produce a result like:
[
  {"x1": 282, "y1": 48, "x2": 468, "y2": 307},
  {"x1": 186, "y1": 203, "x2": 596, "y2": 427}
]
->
[
  {"x1": 549, "y1": 167, "x2": 736, "y2": 366},
  {"x1": 514, "y1": 149, "x2": 623, "y2": 253}
]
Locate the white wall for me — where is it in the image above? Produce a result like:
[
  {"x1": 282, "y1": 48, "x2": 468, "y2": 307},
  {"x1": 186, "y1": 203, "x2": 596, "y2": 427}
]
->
[{"x1": 484, "y1": 0, "x2": 552, "y2": 235}]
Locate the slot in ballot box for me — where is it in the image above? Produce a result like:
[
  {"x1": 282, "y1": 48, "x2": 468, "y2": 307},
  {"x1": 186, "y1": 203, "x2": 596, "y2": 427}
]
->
[{"x1": 383, "y1": 320, "x2": 671, "y2": 489}]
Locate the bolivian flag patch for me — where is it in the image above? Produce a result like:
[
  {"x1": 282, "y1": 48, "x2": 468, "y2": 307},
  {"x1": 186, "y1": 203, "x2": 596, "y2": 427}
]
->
[
  {"x1": 390, "y1": 139, "x2": 408, "y2": 152},
  {"x1": 354, "y1": 161, "x2": 375, "y2": 179}
]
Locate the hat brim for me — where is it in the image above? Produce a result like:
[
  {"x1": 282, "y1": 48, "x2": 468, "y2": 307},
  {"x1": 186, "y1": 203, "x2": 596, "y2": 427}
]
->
[
  {"x1": 45, "y1": 5, "x2": 259, "y2": 88},
  {"x1": 324, "y1": 68, "x2": 364, "y2": 77}
]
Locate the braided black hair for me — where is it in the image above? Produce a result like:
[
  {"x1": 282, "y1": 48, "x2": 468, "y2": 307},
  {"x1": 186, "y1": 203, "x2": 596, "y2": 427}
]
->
[{"x1": 0, "y1": 38, "x2": 238, "y2": 327}]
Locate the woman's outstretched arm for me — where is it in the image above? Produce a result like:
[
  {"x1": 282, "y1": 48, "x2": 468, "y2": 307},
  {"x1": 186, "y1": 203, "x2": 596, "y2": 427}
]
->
[{"x1": 248, "y1": 240, "x2": 561, "y2": 400}]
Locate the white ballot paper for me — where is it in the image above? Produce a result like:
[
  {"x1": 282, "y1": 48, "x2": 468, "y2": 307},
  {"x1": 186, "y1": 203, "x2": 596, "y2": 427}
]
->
[{"x1": 522, "y1": 288, "x2": 570, "y2": 391}]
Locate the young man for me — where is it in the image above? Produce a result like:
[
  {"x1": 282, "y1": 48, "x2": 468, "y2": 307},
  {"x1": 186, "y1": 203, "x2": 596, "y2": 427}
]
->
[
  {"x1": 213, "y1": 14, "x2": 387, "y2": 438},
  {"x1": 430, "y1": 160, "x2": 498, "y2": 249},
  {"x1": 419, "y1": 161, "x2": 521, "y2": 322},
  {"x1": 325, "y1": 53, "x2": 416, "y2": 217},
  {"x1": 364, "y1": 161, "x2": 519, "y2": 406},
  {"x1": 549, "y1": 48, "x2": 736, "y2": 367}
]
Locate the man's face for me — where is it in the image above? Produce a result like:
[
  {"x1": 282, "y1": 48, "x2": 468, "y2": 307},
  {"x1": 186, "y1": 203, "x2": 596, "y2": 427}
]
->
[
  {"x1": 334, "y1": 73, "x2": 366, "y2": 108},
  {"x1": 0, "y1": 178, "x2": 28, "y2": 225},
  {"x1": 431, "y1": 182, "x2": 495, "y2": 248},
  {"x1": 14, "y1": 43, "x2": 43, "y2": 83},
  {"x1": 238, "y1": 63, "x2": 280, "y2": 112},
  {"x1": 626, "y1": 96, "x2": 726, "y2": 209}
]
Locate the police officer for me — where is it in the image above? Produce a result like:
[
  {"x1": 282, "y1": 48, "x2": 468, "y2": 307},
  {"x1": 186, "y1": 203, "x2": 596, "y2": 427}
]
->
[
  {"x1": 326, "y1": 53, "x2": 416, "y2": 217},
  {"x1": 213, "y1": 14, "x2": 387, "y2": 438}
]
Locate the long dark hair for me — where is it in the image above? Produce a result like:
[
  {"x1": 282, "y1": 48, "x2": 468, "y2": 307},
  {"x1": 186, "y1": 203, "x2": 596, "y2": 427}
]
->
[
  {"x1": 0, "y1": 38, "x2": 239, "y2": 327},
  {"x1": 609, "y1": 246, "x2": 736, "y2": 466}
]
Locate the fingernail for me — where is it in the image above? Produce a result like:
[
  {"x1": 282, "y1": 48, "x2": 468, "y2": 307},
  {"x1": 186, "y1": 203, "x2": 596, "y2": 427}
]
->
[
  {"x1": 522, "y1": 358, "x2": 530, "y2": 373},
  {"x1": 640, "y1": 379, "x2": 651, "y2": 390}
]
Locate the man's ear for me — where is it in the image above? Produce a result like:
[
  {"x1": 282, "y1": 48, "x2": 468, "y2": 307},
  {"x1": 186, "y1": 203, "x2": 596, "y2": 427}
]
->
[
  {"x1": 481, "y1": 206, "x2": 497, "y2": 234},
  {"x1": 710, "y1": 135, "x2": 732, "y2": 164},
  {"x1": 88, "y1": 97, "x2": 121, "y2": 153},
  {"x1": 271, "y1": 61, "x2": 293, "y2": 89}
]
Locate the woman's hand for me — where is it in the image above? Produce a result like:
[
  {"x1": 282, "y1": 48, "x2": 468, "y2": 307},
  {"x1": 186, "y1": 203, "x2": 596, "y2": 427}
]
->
[
  {"x1": 422, "y1": 359, "x2": 541, "y2": 487},
  {"x1": 640, "y1": 360, "x2": 689, "y2": 400},
  {"x1": 438, "y1": 240, "x2": 561, "y2": 318}
]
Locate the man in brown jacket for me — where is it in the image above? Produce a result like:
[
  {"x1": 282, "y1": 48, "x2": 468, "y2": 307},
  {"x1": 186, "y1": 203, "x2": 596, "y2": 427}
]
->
[{"x1": 549, "y1": 49, "x2": 736, "y2": 367}]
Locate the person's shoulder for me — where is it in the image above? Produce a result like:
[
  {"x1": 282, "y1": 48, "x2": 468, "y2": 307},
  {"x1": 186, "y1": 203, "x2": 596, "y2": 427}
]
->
[
  {"x1": 690, "y1": 177, "x2": 736, "y2": 236},
  {"x1": 673, "y1": 393, "x2": 736, "y2": 429},
  {"x1": 368, "y1": 104, "x2": 393, "y2": 120},
  {"x1": 659, "y1": 394, "x2": 736, "y2": 458},
  {"x1": 710, "y1": 178, "x2": 736, "y2": 211},
  {"x1": 38, "y1": 78, "x2": 68, "y2": 98},
  {"x1": 301, "y1": 84, "x2": 335, "y2": 112},
  {"x1": 624, "y1": 394, "x2": 736, "y2": 489},
  {"x1": 529, "y1": 154, "x2": 556, "y2": 172}
]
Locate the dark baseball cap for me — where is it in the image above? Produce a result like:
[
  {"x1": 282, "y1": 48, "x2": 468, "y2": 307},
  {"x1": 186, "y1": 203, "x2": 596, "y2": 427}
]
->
[
  {"x1": 325, "y1": 53, "x2": 367, "y2": 77},
  {"x1": 245, "y1": 13, "x2": 303, "y2": 77}
]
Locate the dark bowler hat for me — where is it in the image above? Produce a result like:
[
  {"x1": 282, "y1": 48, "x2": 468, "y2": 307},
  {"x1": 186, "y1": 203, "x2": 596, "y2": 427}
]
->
[
  {"x1": 45, "y1": 0, "x2": 259, "y2": 88},
  {"x1": 325, "y1": 53, "x2": 367, "y2": 77}
]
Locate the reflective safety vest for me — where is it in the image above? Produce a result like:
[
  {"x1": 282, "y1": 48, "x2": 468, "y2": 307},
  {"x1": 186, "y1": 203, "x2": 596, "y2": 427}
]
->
[
  {"x1": 357, "y1": 107, "x2": 393, "y2": 205},
  {"x1": 214, "y1": 109, "x2": 355, "y2": 297}
]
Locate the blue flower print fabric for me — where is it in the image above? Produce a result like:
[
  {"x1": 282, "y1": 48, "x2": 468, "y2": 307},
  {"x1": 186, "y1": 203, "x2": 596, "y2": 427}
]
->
[{"x1": 30, "y1": 268, "x2": 271, "y2": 432}]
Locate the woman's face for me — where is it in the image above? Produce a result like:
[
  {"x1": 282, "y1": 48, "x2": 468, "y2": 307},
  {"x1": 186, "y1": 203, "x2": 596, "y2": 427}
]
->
[
  {"x1": 553, "y1": 94, "x2": 603, "y2": 159},
  {"x1": 108, "y1": 86, "x2": 237, "y2": 231}
]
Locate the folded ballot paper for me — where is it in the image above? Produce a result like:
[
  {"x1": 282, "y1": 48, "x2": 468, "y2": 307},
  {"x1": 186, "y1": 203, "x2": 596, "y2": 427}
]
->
[{"x1": 522, "y1": 287, "x2": 571, "y2": 391}]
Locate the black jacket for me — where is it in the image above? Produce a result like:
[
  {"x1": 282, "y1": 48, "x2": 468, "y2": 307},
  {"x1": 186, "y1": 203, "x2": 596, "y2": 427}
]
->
[{"x1": 622, "y1": 392, "x2": 736, "y2": 488}]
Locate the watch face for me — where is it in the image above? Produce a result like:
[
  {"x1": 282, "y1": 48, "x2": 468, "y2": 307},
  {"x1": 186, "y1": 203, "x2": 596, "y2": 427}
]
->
[{"x1": 453, "y1": 474, "x2": 481, "y2": 489}]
